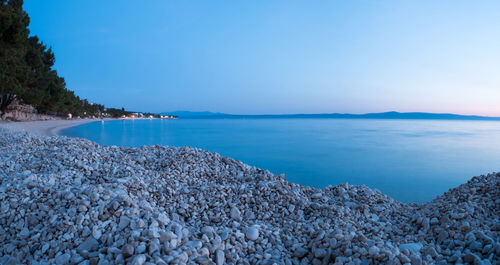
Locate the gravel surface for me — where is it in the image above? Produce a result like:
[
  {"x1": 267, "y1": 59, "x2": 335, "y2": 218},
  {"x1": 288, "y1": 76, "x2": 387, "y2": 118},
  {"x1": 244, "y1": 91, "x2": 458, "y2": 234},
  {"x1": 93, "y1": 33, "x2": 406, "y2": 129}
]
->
[{"x1": 0, "y1": 128, "x2": 498, "y2": 264}]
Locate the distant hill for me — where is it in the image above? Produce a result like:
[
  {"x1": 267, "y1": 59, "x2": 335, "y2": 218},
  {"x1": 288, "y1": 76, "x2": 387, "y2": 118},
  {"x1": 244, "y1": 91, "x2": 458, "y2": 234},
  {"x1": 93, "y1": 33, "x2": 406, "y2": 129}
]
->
[{"x1": 165, "y1": 111, "x2": 500, "y2": 120}]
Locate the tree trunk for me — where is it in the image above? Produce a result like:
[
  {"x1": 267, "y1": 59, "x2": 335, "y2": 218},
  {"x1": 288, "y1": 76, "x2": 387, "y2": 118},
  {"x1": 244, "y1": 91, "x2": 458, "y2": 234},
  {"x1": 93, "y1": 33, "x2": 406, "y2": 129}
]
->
[{"x1": 0, "y1": 94, "x2": 17, "y2": 119}]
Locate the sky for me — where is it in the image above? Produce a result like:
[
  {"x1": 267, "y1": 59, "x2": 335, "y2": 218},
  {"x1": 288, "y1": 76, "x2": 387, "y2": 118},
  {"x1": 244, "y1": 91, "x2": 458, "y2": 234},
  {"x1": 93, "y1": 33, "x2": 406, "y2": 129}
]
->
[{"x1": 24, "y1": 1, "x2": 500, "y2": 116}]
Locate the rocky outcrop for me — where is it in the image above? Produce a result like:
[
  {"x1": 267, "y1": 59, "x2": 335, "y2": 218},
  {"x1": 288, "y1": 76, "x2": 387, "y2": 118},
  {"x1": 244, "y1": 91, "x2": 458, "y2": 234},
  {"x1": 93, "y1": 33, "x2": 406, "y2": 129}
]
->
[
  {"x1": 0, "y1": 129, "x2": 498, "y2": 264},
  {"x1": 0, "y1": 99, "x2": 58, "y2": 121}
]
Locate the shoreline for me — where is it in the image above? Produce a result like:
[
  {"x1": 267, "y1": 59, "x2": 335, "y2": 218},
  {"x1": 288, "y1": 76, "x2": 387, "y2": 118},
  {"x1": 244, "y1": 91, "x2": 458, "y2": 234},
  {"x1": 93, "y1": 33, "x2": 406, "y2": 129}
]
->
[
  {"x1": 0, "y1": 126, "x2": 498, "y2": 264},
  {"x1": 0, "y1": 117, "x2": 167, "y2": 137},
  {"x1": 0, "y1": 118, "x2": 113, "y2": 136}
]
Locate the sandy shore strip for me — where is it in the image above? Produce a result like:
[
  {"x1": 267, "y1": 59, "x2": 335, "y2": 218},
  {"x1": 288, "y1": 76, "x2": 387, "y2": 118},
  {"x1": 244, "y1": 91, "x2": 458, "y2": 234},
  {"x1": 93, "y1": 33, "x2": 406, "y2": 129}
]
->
[{"x1": 0, "y1": 119, "x2": 105, "y2": 136}]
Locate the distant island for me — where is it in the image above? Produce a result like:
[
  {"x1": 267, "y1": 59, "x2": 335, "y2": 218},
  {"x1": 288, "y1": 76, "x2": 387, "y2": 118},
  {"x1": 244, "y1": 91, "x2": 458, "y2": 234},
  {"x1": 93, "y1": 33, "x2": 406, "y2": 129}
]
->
[{"x1": 164, "y1": 111, "x2": 500, "y2": 121}]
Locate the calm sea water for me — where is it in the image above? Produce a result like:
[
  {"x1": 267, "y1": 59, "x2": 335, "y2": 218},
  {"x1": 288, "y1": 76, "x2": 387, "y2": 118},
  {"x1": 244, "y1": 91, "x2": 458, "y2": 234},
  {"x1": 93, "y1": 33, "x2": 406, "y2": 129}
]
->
[{"x1": 60, "y1": 119, "x2": 500, "y2": 203}]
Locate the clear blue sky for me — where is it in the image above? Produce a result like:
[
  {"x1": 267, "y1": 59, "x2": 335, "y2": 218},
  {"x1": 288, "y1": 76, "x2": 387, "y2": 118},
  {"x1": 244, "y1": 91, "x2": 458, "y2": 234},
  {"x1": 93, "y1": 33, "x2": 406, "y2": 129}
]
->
[{"x1": 24, "y1": 1, "x2": 500, "y2": 116}]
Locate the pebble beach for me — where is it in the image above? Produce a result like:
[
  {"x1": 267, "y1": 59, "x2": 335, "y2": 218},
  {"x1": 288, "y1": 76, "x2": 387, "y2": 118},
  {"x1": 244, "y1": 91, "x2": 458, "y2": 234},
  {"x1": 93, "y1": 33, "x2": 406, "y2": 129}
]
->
[{"x1": 0, "y1": 124, "x2": 498, "y2": 265}]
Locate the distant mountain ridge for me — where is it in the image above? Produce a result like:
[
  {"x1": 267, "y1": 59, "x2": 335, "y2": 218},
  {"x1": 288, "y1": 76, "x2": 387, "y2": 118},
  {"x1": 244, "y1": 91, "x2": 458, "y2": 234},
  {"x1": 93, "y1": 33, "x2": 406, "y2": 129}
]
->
[
  {"x1": 161, "y1": 111, "x2": 225, "y2": 117},
  {"x1": 161, "y1": 111, "x2": 500, "y2": 120}
]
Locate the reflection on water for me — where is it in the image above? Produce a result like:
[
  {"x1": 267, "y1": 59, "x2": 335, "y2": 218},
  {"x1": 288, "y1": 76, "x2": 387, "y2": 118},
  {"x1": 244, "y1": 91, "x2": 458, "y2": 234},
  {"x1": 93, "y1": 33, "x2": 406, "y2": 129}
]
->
[{"x1": 60, "y1": 119, "x2": 500, "y2": 203}]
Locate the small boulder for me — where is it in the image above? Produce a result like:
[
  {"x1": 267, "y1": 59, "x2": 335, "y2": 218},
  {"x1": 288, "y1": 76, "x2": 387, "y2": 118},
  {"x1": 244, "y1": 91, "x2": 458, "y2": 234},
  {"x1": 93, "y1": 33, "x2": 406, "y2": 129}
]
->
[
  {"x1": 245, "y1": 226, "x2": 259, "y2": 241},
  {"x1": 122, "y1": 244, "x2": 135, "y2": 259},
  {"x1": 77, "y1": 237, "x2": 99, "y2": 255},
  {"x1": 131, "y1": 254, "x2": 146, "y2": 265},
  {"x1": 55, "y1": 253, "x2": 71, "y2": 265},
  {"x1": 399, "y1": 243, "x2": 423, "y2": 253}
]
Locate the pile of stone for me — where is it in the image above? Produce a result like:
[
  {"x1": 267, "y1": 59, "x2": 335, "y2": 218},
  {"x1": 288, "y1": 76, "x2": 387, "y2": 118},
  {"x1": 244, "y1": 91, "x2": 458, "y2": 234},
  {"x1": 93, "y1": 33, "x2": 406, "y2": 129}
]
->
[{"x1": 0, "y1": 128, "x2": 498, "y2": 264}]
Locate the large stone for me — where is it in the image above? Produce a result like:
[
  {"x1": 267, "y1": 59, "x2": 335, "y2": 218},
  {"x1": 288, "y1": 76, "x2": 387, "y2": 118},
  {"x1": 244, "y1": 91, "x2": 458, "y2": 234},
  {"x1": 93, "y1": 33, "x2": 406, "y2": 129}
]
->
[
  {"x1": 118, "y1": 216, "x2": 131, "y2": 230},
  {"x1": 194, "y1": 256, "x2": 210, "y2": 265},
  {"x1": 55, "y1": 253, "x2": 71, "y2": 265},
  {"x1": 122, "y1": 244, "x2": 135, "y2": 259},
  {"x1": 399, "y1": 243, "x2": 423, "y2": 253},
  {"x1": 314, "y1": 248, "x2": 327, "y2": 258},
  {"x1": 369, "y1": 246, "x2": 380, "y2": 256},
  {"x1": 463, "y1": 253, "x2": 481, "y2": 264},
  {"x1": 468, "y1": 241, "x2": 483, "y2": 252},
  {"x1": 216, "y1": 250, "x2": 225, "y2": 265},
  {"x1": 230, "y1": 207, "x2": 241, "y2": 221},
  {"x1": 77, "y1": 237, "x2": 99, "y2": 255},
  {"x1": 131, "y1": 254, "x2": 146, "y2": 265},
  {"x1": 294, "y1": 247, "x2": 308, "y2": 258},
  {"x1": 245, "y1": 226, "x2": 259, "y2": 241},
  {"x1": 159, "y1": 231, "x2": 177, "y2": 242},
  {"x1": 18, "y1": 227, "x2": 29, "y2": 239},
  {"x1": 92, "y1": 226, "x2": 102, "y2": 240}
]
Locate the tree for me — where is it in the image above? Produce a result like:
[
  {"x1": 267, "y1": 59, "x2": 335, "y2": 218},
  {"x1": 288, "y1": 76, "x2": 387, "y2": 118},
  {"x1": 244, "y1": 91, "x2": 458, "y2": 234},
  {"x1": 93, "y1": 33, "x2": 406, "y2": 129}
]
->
[
  {"x1": 0, "y1": 93, "x2": 15, "y2": 118},
  {"x1": 0, "y1": 0, "x2": 108, "y2": 118}
]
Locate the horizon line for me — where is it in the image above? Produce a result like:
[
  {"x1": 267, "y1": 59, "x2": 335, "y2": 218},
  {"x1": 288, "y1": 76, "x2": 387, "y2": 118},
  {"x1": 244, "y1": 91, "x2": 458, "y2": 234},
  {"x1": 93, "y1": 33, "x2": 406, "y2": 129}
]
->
[{"x1": 161, "y1": 110, "x2": 500, "y2": 118}]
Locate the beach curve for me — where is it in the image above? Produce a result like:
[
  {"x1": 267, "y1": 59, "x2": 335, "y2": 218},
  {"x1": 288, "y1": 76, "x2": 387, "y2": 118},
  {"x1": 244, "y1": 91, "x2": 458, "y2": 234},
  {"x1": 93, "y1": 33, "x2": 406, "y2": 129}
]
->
[{"x1": 0, "y1": 119, "x2": 106, "y2": 136}]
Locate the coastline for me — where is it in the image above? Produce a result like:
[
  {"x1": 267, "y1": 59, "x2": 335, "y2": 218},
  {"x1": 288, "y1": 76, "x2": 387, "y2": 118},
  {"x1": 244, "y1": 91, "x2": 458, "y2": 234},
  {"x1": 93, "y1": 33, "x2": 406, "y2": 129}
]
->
[
  {"x1": 0, "y1": 126, "x2": 498, "y2": 264},
  {"x1": 0, "y1": 118, "x2": 110, "y2": 136},
  {"x1": 0, "y1": 117, "x2": 163, "y2": 137}
]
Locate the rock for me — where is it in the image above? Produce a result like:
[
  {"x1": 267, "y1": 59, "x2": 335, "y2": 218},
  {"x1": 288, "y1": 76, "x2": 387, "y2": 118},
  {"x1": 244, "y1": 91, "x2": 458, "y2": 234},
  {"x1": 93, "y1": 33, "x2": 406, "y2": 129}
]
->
[
  {"x1": 201, "y1": 226, "x2": 214, "y2": 237},
  {"x1": 18, "y1": 227, "x2": 29, "y2": 239},
  {"x1": 199, "y1": 247, "x2": 210, "y2": 257},
  {"x1": 122, "y1": 244, "x2": 134, "y2": 259},
  {"x1": 92, "y1": 226, "x2": 102, "y2": 240},
  {"x1": 409, "y1": 253, "x2": 422, "y2": 265},
  {"x1": 230, "y1": 207, "x2": 241, "y2": 220},
  {"x1": 176, "y1": 252, "x2": 188, "y2": 263},
  {"x1": 55, "y1": 253, "x2": 71, "y2": 265},
  {"x1": 71, "y1": 254, "x2": 84, "y2": 264},
  {"x1": 399, "y1": 243, "x2": 423, "y2": 253},
  {"x1": 159, "y1": 231, "x2": 176, "y2": 243},
  {"x1": 41, "y1": 242, "x2": 50, "y2": 253},
  {"x1": 194, "y1": 256, "x2": 210, "y2": 265},
  {"x1": 245, "y1": 226, "x2": 259, "y2": 241},
  {"x1": 294, "y1": 247, "x2": 308, "y2": 258},
  {"x1": 136, "y1": 242, "x2": 146, "y2": 254},
  {"x1": 422, "y1": 218, "x2": 430, "y2": 231},
  {"x1": 170, "y1": 238, "x2": 179, "y2": 248},
  {"x1": 422, "y1": 246, "x2": 438, "y2": 257},
  {"x1": 463, "y1": 253, "x2": 481, "y2": 264},
  {"x1": 369, "y1": 246, "x2": 380, "y2": 256},
  {"x1": 437, "y1": 230, "x2": 448, "y2": 244},
  {"x1": 157, "y1": 213, "x2": 170, "y2": 225},
  {"x1": 216, "y1": 249, "x2": 225, "y2": 265},
  {"x1": 314, "y1": 248, "x2": 326, "y2": 258},
  {"x1": 398, "y1": 253, "x2": 411, "y2": 263},
  {"x1": 77, "y1": 237, "x2": 99, "y2": 254},
  {"x1": 469, "y1": 240, "x2": 483, "y2": 252},
  {"x1": 131, "y1": 254, "x2": 146, "y2": 265},
  {"x1": 148, "y1": 241, "x2": 160, "y2": 255},
  {"x1": 118, "y1": 216, "x2": 130, "y2": 230},
  {"x1": 186, "y1": 240, "x2": 202, "y2": 249}
]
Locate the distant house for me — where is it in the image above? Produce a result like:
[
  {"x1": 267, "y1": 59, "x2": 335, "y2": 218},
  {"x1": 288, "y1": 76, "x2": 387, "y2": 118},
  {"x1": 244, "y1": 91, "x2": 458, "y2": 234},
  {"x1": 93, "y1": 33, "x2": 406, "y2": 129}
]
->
[{"x1": 160, "y1": 115, "x2": 178, "y2": 119}]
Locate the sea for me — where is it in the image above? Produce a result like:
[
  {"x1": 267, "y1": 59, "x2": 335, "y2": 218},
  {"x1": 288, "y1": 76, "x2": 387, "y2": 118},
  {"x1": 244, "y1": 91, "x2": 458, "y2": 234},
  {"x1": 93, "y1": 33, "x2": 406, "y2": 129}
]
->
[{"x1": 60, "y1": 118, "x2": 500, "y2": 203}]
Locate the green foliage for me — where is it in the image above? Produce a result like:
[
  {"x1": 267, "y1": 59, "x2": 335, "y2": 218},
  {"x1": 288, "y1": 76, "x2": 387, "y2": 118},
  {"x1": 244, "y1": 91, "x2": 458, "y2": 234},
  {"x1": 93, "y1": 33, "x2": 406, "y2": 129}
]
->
[
  {"x1": 104, "y1": 107, "x2": 130, "y2": 118},
  {"x1": 0, "y1": 0, "x2": 106, "y2": 117},
  {"x1": 0, "y1": 93, "x2": 15, "y2": 114}
]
